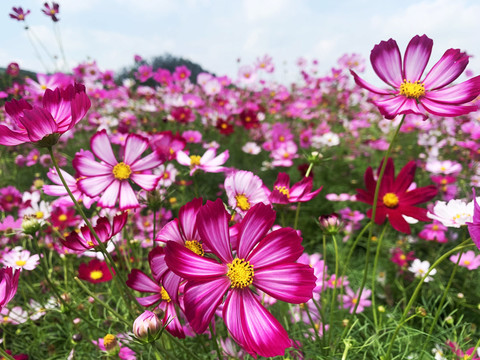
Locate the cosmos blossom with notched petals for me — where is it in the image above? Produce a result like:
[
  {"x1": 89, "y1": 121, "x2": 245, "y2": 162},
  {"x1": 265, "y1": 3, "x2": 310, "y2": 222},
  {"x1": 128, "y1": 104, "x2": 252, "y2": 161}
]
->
[
  {"x1": 165, "y1": 199, "x2": 316, "y2": 358},
  {"x1": 351, "y1": 34, "x2": 480, "y2": 120}
]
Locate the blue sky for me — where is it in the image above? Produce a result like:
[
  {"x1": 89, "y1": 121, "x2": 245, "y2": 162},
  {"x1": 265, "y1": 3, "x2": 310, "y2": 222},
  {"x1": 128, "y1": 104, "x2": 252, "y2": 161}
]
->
[{"x1": 1, "y1": 0, "x2": 480, "y2": 84}]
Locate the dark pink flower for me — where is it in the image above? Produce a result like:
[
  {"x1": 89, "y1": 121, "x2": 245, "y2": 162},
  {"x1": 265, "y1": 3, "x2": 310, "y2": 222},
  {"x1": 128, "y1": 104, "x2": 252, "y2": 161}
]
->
[
  {"x1": 9, "y1": 7, "x2": 30, "y2": 21},
  {"x1": 268, "y1": 172, "x2": 322, "y2": 204},
  {"x1": 42, "y1": 2, "x2": 60, "y2": 22},
  {"x1": 2, "y1": 83, "x2": 91, "y2": 146},
  {"x1": 351, "y1": 35, "x2": 480, "y2": 119},
  {"x1": 165, "y1": 199, "x2": 316, "y2": 357},
  {"x1": 0, "y1": 267, "x2": 20, "y2": 311}
]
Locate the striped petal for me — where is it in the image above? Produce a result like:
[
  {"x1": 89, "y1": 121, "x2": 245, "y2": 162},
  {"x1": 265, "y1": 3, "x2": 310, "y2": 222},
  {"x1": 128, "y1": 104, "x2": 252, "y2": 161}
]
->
[
  {"x1": 420, "y1": 98, "x2": 477, "y2": 117},
  {"x1": 98, "y1": 180, "x2": 120, "y2": 208},
  {"x1": 130, "y1": 173, "x2": 160, "y2": 191},
  {"x1": 91, "y1": 130, "x2": 118, "y2": 166},
  {"x1": 370, "y1": 38, "x2": 403, "y2": 88},
  {"x1": 124, "y1": 133, "x2": 149, "y2": 164},
  {"x1": 423, "y1": 49, "x2": 469, "y2": 90},
  {"x1": 118, "y1": 181, "x2": 139, "y2": 210},
  {"x1": 403, "y1": 35, "x2": 433, "y2": 81},
  {"x1": 126, "y1": 269, "x2": 161, "y2": 293},
  {"x1": 20, "y1": 106, "x2": 57, "y2": 142},
  {"x1": 424, "y1": 76, "x2": 480, "y2": 104},
  {"x1": 77, "y1": 175, "x2": 113, "y2": 197},
  {"x1": 350, "y1": 70, "x2": 393, "y2": 95},
  {"x1": 73, "y1": 154, "x2": 113, "y2": 177}
]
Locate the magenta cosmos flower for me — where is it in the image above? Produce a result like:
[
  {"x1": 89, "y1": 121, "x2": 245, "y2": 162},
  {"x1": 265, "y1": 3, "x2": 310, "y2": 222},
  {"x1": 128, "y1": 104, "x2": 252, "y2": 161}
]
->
[
  {"x1": 0, "y1": 267, "x2": 20, "y2": 311},
  {"x1": 2, "y1": 83, "x2": 91, "y2": 146},
  {"x1": 268, "y1": 172, "x2": 322, "y2": 204},
  {"x1": 42, "y1": 2, "x2": 60, "y2": 22},
  {"x1": 351, "y1": 34, "x2": 480, "y2": 119},
  {"x1": 73, "y1": 130, "x2": 164, "y2": 210},
  {"x1": 165, "y1": 199, "x2": 316, "y2": 358}
]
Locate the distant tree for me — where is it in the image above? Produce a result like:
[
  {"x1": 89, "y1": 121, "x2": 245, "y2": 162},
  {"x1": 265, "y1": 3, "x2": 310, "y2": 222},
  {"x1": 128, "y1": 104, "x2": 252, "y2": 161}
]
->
[{"x1": 115, "y1": 53, "x2": 214, "y2": 86}]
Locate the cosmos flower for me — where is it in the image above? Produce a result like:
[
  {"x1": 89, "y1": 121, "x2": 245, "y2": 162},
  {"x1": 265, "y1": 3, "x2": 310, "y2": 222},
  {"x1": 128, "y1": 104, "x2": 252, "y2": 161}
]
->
[
  {"x1": 1, "y1": 246, "x2": 39, "y2": 271},
  {"x1": 2, "y1": 83, "x2": 91, "y2": 146},
  {"x1": 73, "y1": 130, "x2": 164, "y2": 210},
  {"x1": 78, "y1": 259, "x2": 114, "y2": 284},
  {"x1": 176, "y1": 148, "x2": 229, "y2": 176},
  {"x1": 408, "y1": 259, "x2": 436, "y2": 282},
  {"x1": 449, "y1": 250, "x2": 480, "y2": 271},
  {"x1": 42, "y1": 2, "x2": 60, "y2": 22},
  {"x1": 351, "y1": 34, "x2": 480, "y2": 119},
  {"x1": 268, "y1": 172, "x2": 322, "y2": 205},
  {"x1": 356, "y1": 158, "x2": 438, "y2": 234},
  {"x1": 9, "y1": 7, "x2": 30, "y2": 21},
  {"x1": 224, "y1": 170, "x2": 270, "y2": 216},
  {"x1": 0, "y1": 267, "x2": 20, "y2": 311},
  {"x1": 164, "y1": 199, "x2": 316, "y2": 357},
  {"x1": 341, "y1": 287, "x2": 372, "y2": 314}
]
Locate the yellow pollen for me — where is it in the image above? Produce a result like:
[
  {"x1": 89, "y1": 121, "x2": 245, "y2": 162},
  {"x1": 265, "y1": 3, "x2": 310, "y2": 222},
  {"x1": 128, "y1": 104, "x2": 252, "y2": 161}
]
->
[
  {"x1": 4, "y1": 195, "x2": 13, "y2": 202},
  {"x1": 227, "y1": 258, "x2": 254, "y2": 289},
  {"x1": 400, "y1": 254, "x2": 406, "y2": 261},
  {"x1": 103, "y1": 334, "x2": 117, "y2": 351},
  {"x1": 279, "y1": 135, "x2": 285, "y2": 142},
  {"x1": 40, "y1": 84, "x2": 47, "y2": 90},
  {"x1": 245, "y1": 116, "x2": 252, "y2": 122},
  {"x1": 161, "y1": 287, "x2": 171, "y2": 302},
  {"x1": 15, "y1": 260, "x2": 26, "y2": 267},
  {"x1": 112, "y1": 162, "x2": 131, "y2": 180},
  {"x1": 383, "y1": 192, "x2": 399, "y2": 208},
  {"x1": 351, "y1": 297, "x2": 358, "y2": 304},
  {"x1": 163, "y1": 172, "x2": 170, "y2": 179},
  {"x1": 90, "y1": 270, "x2": 103, "y2": 280},
  {"x1": 274, "y1": 185, "x2": 290, "y2": 198},
  {"x1": 283, "y1": 152, "x2": 290, "y2": 159},
  {"x1": 432, "y1": 225, "x2": 439, "y2": 231},
  {"x1": 464, "y1": 260, "x2": 471, "y2": 266},
  {"x1": 190, "y1": 155, "x2": 201, "y2": 167},
  {"x1": 184, "y1": 240, "x2": 204, "y2": 256},
  {"x1": 58, "y1": 214, "x2": 67, "y2": 222},
  {"x1": 399, "y1": 80, "x2": 425, "y2": 99},
  {"x1": 235, "y1": 194, "x2": 251, "y2": 211},
  {"x1": 36, "y1": 211, "x2": 44, "y2": 219},
  {"x1": 87, "y1": 240, "x2": 95, "y2": 247}
]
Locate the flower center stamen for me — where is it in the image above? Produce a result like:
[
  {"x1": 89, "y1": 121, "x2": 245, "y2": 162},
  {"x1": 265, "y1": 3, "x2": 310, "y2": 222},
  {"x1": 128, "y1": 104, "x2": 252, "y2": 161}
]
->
[
  {"x1": 112, "y1": 162, "x2": 131, "y2": 180},
  {"x1": 235, "y1": 194, "x2": 250, "y2": 211},
  {"x1": 190, "y1": 155, "x2": 201, "y2": 167},
  {"x1": 103, "y1": 334, "x2": 117, "y2": 351},
  {"x1": 383, "y1": 192, "x2": 399, "y2": 208},
  {"x1": 15, "y1": 260, "x2": 26, "y2": 267},
  {"x1": 160, "y1": 287, "x2": 171, "y2": 302},
  {"x1": 274, "y1": 185, "x2": 290, "y2": 198},
  {"x1": 399, "y1": 80, "x2": 425, "y2": 99},
  {"x1": 90, "y1": 270, "x2": 103, "y2": 280},
  {"x1": 184, "y1": 240, "x2": 204, "y2": 256},
  {"x1": 227, "y1": 258, "x2": 254, "y2": 289}
]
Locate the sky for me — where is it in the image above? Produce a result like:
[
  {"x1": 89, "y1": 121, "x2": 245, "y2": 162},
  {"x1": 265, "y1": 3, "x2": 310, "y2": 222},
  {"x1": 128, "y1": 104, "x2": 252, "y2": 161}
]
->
[{"x1": 1, "y1": 0, "x2": 480, "y2": 84}]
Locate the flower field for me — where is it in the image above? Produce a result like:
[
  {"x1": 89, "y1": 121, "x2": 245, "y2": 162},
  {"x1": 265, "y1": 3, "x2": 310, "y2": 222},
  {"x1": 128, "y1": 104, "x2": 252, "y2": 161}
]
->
[{"x1": 2, "y1": 5, "x2": 480, "y2": 360}]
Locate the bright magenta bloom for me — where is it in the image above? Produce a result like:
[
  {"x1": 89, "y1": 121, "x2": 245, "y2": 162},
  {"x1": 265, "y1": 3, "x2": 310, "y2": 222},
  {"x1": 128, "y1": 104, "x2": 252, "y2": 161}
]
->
[
  {"x1": 0, "y1": 267, "x2": 20, "y2": 311},
  {"x1": 73, "y1": 130, "x2": 164, "y2": 210},
  {"x1": 356, "y1": 158, "x2": 438, "y2": 234},
  {"x1": 165, "y1": 199, "x2": 316, "y2": 357},
  {"x1": 2, "y1": 83, "x2": 91, "y2": 146},
  {"x1": 268, "y1": 172, "x2": 322, "y2": 204},
  {"x1": 351, "y1": 34, "x2": 480, "y2": 119},
  {"x1": 42, "y1": 2, "x2": 60, "y2": 22},
  {"x1": 78, "y1": 259, "x2": 114, "y2": 283},
  {"x1": 9, "y1": 7, "x2": 30, "y2": 21},
  {"x1": 61, "y1": 212, "x2": 127, "y2": 253}
]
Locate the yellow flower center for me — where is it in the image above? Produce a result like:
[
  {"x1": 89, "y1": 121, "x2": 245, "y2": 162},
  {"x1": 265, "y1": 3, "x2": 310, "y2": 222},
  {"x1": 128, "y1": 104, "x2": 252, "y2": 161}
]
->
[
  {"x1": 112, "y1": 162, "x2": 131, "y2": 180},
  {"x1": 235, "y1": 194, "x2": 251, "y2": 211},
  {"x1": 351, "y1": 297, "x2": 358, "y2": 304},
  {"x1": 90, "y1": 270, "x2": 103, "y2": 280},
  {"x1": 399, "y1": 80, "x2": 425, "y2": 99},
  {"x1": 184, "y1": 240, "x2": 204, "y2": 256},
  {"x1": 274, "y1": 185, "x2": 290, "y2": 198},
  {"x1": 432, "y1": 225, "x2": 439, "y2": 231},
  {"x1": 161, "y1": 287, "x2": 171, "y2": 302},
  {"x1": 58, "y1": 214, "x2": 67, "y2": 222},
  {"x1": 383, "y1": 192, "x2": 399, "y2": 208},
  {"x1": 36, "y1": 211, "x2": 44, "y2": 219},
  {"x1": 227, "y1": 258, "x2": 254, "y2": 289},
  {"x1": 103, "y1": 334, "x2": 117, "y2": 351},
  {"x1": 464, "y1": 260, "x2": 471, "y2": 266},
  {"x1": 190, "y1": 155, "x2": 201, "y2": 166},
  {"x1": 15, "y1": 260, "x2": 26, "y2": 267}
]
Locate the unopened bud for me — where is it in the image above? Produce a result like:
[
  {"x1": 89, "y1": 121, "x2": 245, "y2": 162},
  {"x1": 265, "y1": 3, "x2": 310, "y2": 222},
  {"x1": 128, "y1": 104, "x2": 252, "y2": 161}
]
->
[
  {"x1": 319, "y1": 213, "x2": 343, "y2": 235},
  {"x1": 22, "y1": 215, "x2": 41, "y2": 235},
  {"x1": 416, "y1": 307, "x2": 427, "y2": 317},
  {"x1": 133, "y1": 310, "x2": 163, "y2": 342}
]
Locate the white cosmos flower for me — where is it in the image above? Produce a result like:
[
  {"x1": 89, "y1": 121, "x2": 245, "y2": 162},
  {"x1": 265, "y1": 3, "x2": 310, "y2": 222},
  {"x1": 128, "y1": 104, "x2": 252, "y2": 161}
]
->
[
  {"x1": 408, "y1": 259, "x2": 436, "y2": 282},
  {"x1": 427, "y1": 199, "x2": 473, "y2": 228}
]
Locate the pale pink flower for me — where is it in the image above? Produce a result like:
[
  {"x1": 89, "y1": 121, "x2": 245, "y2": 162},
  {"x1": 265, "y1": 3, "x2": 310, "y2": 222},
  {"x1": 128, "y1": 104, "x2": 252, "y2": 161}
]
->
[
  {"x1": 450, "y1": 250, "x2": 480, "y2": 270},
  {"x1": 176, "y1": 148, "x2": 229, "y2": 176},
  {"x1": 224, "y1": 170, "x2": 270, "y2": 216},
  {"x1": 2, "y1": 246, "x2": 39, "y2": 271}
]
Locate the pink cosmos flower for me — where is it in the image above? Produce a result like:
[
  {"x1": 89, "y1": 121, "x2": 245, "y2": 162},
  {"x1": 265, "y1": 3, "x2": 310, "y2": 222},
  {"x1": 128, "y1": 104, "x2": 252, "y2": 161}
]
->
[
  {"x1": 9, "y1": 7, "x2": 30, "y2": 21},
  {"x1": 351, "y1": 34, "x2": 480, "y2": 119},
  {"x1": 126, "y1": 246, "x2": 186, "y2": 338},
  {"x1": 450, "y1": 250, "x2": 480, "y2": 270},
  {"x1": 1, "y1": 246, "x2": 40, "y2": 271},
  {"x1": 2, "y1": 83, "x2": 91, "y2": 146},
  {"x1": 176, "y1": 148, "x2": 229, "y2": 176},
  {"x1": 61, "y1": 213, "x2": 127, "y2": 253},
  {"x1": 418, "y1": 221, "x2": 448, "y2": 243},
  {"x1": 42, "y1": 2, "x2": 60, "y2": 22},
  {"x1": 0, "y1": 267, "x2": 20, "y2": 311},
  {"x1": 165, "y1": 199, "x2": 316, "y2": 358},
  {"x1": 224, "y1": 170, "x2": 270, "y2": 216},
  {"x1": 341, "y1": 286, "x2": 372, "y2": 314},
  {"x1": 135, "y1": 65, "x2": 153, "y2": 83},
  {"x1": 447, "y1": 340, "x2": 480, "y2": 360},
  {"x1": 92, "y1": 334, "x2": 136, "y2": 360},
  {"x1": 267, "y1": 172, "x2": 322, "y2": 204},
  {"x1": 73, "y1": 130, "x2": 164, "y2": 210}
]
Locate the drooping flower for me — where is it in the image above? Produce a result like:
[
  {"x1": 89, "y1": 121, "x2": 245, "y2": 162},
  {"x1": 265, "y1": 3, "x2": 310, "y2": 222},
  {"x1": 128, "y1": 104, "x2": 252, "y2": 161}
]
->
[
  {"x1": 78, "y1": 259, "x2": 114, "y2": 283},
  {"x1": 268, "y1": 172, "x2": 322, "y2": 205},
  {"x1": 356, "y1": 158, "x2": 438, "y2": 234},
  {"x1": 224, "y1": 170, "x2": 270, "y2": 216},
  {"x1": 2, "y1": 83, "x2": 91, "y2": 147},
  {"x1": 61, "y1": 212, "x2": 127, "y2": 253},
  {"x1": 176, "y1": 148, "x2": 229, "y2": 176},
  {"x1": 73, "y1": 130, "x2": 164, "y2": 210},
  {"x1": 351, "y1": 34, "x2": 480, "y2": 119},
  {"x1": 165, "y1": 199, "x2": 316, "y2": 358}
]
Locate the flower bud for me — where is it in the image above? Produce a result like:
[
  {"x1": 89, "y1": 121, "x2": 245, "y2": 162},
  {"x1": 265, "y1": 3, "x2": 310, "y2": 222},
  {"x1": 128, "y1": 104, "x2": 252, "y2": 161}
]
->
[
  {"x1": 133, "y1": 310, "x2": 163, "y2": 342},
  {"x1": 318, "y1": 213, "x2": 343, "y2": 235},
  {"x1": 103, "y1": 334, "x2": 117, "y2": 351},
  {"x1": 22, "y1": 215, "x2": 41, "y2": 235}
]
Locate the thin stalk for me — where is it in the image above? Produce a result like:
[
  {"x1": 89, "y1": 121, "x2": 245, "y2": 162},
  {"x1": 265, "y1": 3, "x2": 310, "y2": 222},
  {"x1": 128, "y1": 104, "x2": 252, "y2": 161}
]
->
[
  {"x1": 468, "y1": 337, "x2": 480, "y2": 360},
  {"x1": 153, "y1": 208, "x2": 158, "y2": 242},
  {"x1": 327, "y1": 234, "x2": 340, "y2": 348},
  {"x1": 24, "y1": 26, "x2": 49, "y2": 72},
  {"x1": 0, "y1": 347, "x2": 15, "y2": 360},
  {"x1": 419, "y1": 248, "x2": 463, "y2": 359},
  {"x1": 209, "y1": 324, "x2": 222, "y2": 360},
  {"x1": 352, "y1": 114, "x2": 406, "y2": 317},
  {"x1": 370, "y1": 224, "x2": 388, "y2": 329},
  {"x1": 293, "y1": 161, "x2": 315, "y2": 229},
  {"x1": 384, "y1": 241, "x2": 474, "y2": 359}
]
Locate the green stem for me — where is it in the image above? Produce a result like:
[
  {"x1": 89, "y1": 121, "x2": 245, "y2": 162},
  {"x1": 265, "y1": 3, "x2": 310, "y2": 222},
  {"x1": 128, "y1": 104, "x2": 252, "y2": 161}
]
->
[
  {"x1": 419, "y1": 248, "x2": 464, "y2": 360},
  {"x1": 209, "y1": 324, "x2": 222, "y2": 360},
  {"x1": 0, "y1": 346, "x2": 15, "y2": 360},
  {"x1": 384, "y1": 241, "x2": 474, "y2": 359},
  {"x1": 327, "y1": 234, "x2": 340, "y2": 349},
  {"x1": 370, "y1": 224, "x2": 388, "y2": 329},
  {"x1": 293, "y1": 161, "x2": 315, "y2": 229}
]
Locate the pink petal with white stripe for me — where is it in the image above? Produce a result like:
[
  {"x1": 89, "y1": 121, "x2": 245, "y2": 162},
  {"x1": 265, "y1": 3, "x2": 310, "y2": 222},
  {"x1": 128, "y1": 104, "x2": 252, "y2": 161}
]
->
[
  {"x1": 124, "y1": 133, "x2": 149, "y2": 164},
  {"x1": 156, "y1": 219, "x2": 183, "y2": 244},
  {"x1": 78, "y1": 175, "x2": 114, "y2": 197},
  {"x1": 403, "y1": 35, "x2": 432, "y2": 81},
  {"x1": 423, "y1": 48, "x2": 469, "y2": 90},
  {"x1": 130, "y1": 173, "x2": 160, "y2": 191},
  {"x1": 130, "y1": 151, "x2": 164, "y2": 172},
  {"x1": 118, "y1": 181, "x2": 139, "y2": 210},
  {"x1": 73, "y1": 155, "x2": 113, "y2": 177},
  {"x1": 90, "y1": 130, "x2": 118, "y2": 166},
  {"x1": 20, "y1": 107, "x2": 57, "y2": 142},
  {"x1": 370, "y1": 38, "x2": 403, "y2": 88}
]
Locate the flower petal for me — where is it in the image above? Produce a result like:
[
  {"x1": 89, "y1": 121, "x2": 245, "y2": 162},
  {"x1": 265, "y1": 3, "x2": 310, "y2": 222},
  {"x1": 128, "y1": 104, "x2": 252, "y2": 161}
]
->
[
  {"x1": 424, "y1": 76, "x2": 480, "y2": 104},
  {"x1": 73, "y1": 154, "x2": 113, "y2": 177},
  {"x1": 0, "y1": 125, "x2": 30, "y2": 146},
  {"x1": 124, "y1": 133, "x2": 149, "y2": 164},
  {"x1": 423, "y1": 48, "x2": 469, "y2": 90},
  {"x1": 179, "y1": 198, "x2": 203, "y2": 241},
  {"x1": 403, "y1": 35, "x2": 433, "y2": 81},
  {"x1": 91, "y1": 129, "x2": 118, "y2": 166},
  {"x1": 370, "y1": 38, "x2": 403, "y2": 88},
  {"x1": 420, "y1": 98, "x2": 478, "y2": 117},
  {"x1": 130, "y1": 173, "x2": 160, "y2": 191},
  {"x1": 126, "y1": 269, "x2": 161, "y2": 293},
  {"x1": 156, "y1": 219, "x2": 183, "y2": 244},
  {"x1": 97, "y1": 180, "x2": 120, "y2": 208},
  {"x1": 77, "y1": 175, "x2": 113, "y2": 197},
  {"x1": 253, "y1": 263, "x2": 316, "y2": 303},
  {"x1": 118, "y1": 181, "x2": 139, "y2": 210},
  {"x1": 374, "y1": 96, "x2": 426, "y2": 120},
  {"x1": 19, "y1": 106, "x2": 57, "y2": 142},
  {"x1": 350, "y1": 70, "x2": 393, "y2": 95}
]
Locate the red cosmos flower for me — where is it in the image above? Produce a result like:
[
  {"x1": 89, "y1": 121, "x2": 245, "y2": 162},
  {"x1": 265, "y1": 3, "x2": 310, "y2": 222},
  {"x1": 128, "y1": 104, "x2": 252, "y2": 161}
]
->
[
  {"x1": 42, "y1": 2, "x2": 60, "y2": 22},
  {"x1": 61, "y1": 213, "x2": 127, "y2": 253},
  {"x1": 164, "y1": 199, "x2": 316, "y2": 358},
  {"x1": 351, "y1": 34, "x2": 480, "y2": 120},
  {"x1": 78, "y1": 259, "x2": 114, "y2": 284},
  {"x1": 356, "y1": 158, "x2": 438, "y2": 234},
  {"x1": 268, "y1": 172, "x2": 322, "y2": 205},
  {"x1": 2, "y1": 83, "x2": 91, "y2": 146},
  {"x1": 9, "y1": 7, "x2": 30, "y2": 21},
  {"x1": 239, "y1": 108, "x2": 259, "y2": 129}
]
